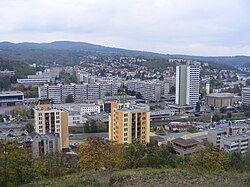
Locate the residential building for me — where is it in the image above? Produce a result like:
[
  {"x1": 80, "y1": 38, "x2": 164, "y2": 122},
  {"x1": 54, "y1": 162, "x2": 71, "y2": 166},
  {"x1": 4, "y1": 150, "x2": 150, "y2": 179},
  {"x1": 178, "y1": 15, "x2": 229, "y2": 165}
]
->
[
  {"x1": 54, "y1": 103, "x2": 103, "y2": 116},
  {"x1": 0, "y1": 91, "x2": 24, "y2": 107},
  {"x1": 33, "y1": 99, "x2": 69, "y2": 151},
  {"x1": 206, "y1": 80, "x2": 210, "y2": 95},
  {"x1": 0, "y1": 70, "x2": 15, "y2": 77},
  {"x1": 125, "y1": 80, "x2": 162, "y2": 101},
  {"x1": 109, "y1": 101, "x2": 150, "y2": 144},
  {"x1": 39, "y1": 83, "x2": 119, "y2": 103},
  {"x1": 17, "y1": 78, "x2": 50, "y2": 87},
  {"x1": 22, "y1": 132, "x2": 60, "y2": 157},
  {"x1": 220, "y1": 133, "x2": 250, "y2": 154},
  {"x1": 242, "y1": 87, "x2": 250, "y2": 107},
  {"x1": 80, "y1": 104, "x2": 101, "y2": 115},
  {"x1": 175, "y1": 62, "x2": 200, "y2": 106},
  {"x1": 0, "y1": 126, "x2": 60, "y2": 157},
  {"x1": 208, "y1": 123, "x2": 250, "y2": 148},
  {"x1": 68, "y1": 111, "x2": 85, "y2": 126}
]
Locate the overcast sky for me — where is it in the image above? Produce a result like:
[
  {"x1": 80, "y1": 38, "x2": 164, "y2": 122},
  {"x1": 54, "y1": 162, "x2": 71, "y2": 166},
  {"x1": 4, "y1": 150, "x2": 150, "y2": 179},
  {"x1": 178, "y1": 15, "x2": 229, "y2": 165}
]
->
[{"x1": 0, "y1": 0, "x2": 249, "y2": 56}]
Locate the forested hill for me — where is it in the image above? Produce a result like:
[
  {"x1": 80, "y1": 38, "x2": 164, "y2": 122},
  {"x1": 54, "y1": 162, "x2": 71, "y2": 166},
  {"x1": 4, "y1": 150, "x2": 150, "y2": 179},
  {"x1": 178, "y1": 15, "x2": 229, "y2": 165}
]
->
[
  {"x1": 0, "y1": 41, "x2": 249, "y2": 67},
  {"x1": 0, "y1": 57, "x2": 35, "y2": 78}
]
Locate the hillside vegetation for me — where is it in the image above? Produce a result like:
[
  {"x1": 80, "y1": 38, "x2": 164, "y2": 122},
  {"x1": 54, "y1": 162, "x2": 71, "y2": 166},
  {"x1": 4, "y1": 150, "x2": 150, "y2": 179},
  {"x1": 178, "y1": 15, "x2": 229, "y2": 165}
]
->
[
  {"x1": 22, "y1": 168, "x2": 250, "y2": 187},
  {"x1": 0, "y1": 41, "x2": 249, "y2": 67},
  {"x1": 0, "y1": 57, "x2": 35, "y2": 78}
]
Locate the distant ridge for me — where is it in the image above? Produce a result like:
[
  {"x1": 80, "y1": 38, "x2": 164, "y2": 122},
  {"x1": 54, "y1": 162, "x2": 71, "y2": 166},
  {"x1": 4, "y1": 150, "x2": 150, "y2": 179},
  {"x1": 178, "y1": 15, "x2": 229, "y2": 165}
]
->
[{"x1": 0, "y1": 41, "x2": 249, "y2": 67}]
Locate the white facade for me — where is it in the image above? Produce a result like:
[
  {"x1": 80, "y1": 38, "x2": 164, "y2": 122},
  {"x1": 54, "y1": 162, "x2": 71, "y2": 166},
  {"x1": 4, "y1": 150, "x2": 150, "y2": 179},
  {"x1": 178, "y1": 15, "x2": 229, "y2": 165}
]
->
[
  {"x1": 186, "y1": 65, "x2": 200, "y2": 106},
  {"x1": 68, "y1": 112, "x2": 85, "y2": 126},
  {"x1": 80, "y1": 104, "x2": 101, "y2": 115},
  {"x1": 206, "y1": 83, "x2": 210, "y2": 95},
  {"x1": 17, "y1": 78, "x2": 50, "y2": 86},
  {"x1": 242, "y1": 87, "x2": 250, "y2": 107},
  {"x1": 175, "y1": 62, "x2": 200, "y2": 106},
  {"x1": 33, "y1": 102, "x2": 69, "y2": 150},
  {"x1": 125, "y1": 80, "x2": 162, "y2": 101},
  {"x1": 39, "y1": 83, "x2": 119, "y2": 103},
  {"x1": 220, "y1": 133, "x2": 250, "y2": 154},
  {"x1": 34, "y1": 108, "x2": 62, "y2": 134}
]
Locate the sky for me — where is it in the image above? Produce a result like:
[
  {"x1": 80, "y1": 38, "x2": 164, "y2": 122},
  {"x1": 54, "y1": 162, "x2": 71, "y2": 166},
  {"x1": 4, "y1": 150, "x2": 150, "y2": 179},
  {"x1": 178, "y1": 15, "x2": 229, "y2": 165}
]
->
[{"x1": 0, "y1": 0, "x2": 250, "y2": 56}]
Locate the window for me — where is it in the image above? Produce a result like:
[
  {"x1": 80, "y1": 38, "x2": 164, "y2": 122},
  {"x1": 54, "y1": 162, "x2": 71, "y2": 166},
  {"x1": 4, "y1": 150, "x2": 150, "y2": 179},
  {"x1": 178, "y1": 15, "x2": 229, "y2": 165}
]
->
[{"x1": 56, "y1": 120, "x2": 60, "y2": 123}]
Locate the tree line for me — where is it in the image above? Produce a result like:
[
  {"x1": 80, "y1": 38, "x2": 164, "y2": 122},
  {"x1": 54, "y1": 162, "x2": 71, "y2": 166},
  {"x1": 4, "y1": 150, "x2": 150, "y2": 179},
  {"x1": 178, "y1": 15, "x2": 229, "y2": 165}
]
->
[
  {"x1": 0, "y1": 141, "x2": 77, "y2": 186},
  {"x1": 0, "y1": 138, "x2": 249, "y2": 186},
  {"x1": 78, "y1": 138, "x2": 250, "y2": 173}
]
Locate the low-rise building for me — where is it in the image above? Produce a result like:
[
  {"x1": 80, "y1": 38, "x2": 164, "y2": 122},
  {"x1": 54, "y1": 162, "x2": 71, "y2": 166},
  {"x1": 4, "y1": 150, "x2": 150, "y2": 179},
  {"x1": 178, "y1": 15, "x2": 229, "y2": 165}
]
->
[
  {"x1": 68, "y1": 111, "x2": 86, "y2": 126},
  {"x1": 220, "y1": 133, "x2": 250, "y2": 154},
  {"x1": 168, "y1": 122, "x2": 195, "y2": 132},
  {"x1": 208, "y1": 122, "x2": 250, "y2": 148},
  {"x1": 0, "y1": 70, "x2": 15, "y2": 77},
  {"x1": 22, "y1": 132, "x2": 60, "y2": 157},
  {"x1": 0, "y1": 91, "x2": 24, "y2": 107},
  {"x1": 171, "y1": 137, "x2": 201, "y2": 157},
  {"x1": 205, "y1": 93, "x2": 235, "y2": 108},
  {"x1": 17, "y1": 78, "x2": 50, "y2": 87}
]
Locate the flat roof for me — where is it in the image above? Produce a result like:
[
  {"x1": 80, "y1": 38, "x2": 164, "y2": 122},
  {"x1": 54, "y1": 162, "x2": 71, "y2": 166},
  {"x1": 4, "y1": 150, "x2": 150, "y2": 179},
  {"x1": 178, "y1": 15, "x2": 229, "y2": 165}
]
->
[
  {"x1": 206, "y1": 93, "x2": 234, "y2": 98},
  {"x1": 119, "y1": 107, "x2": 146, "y2": 113},
  {"x1": 222, "y1": 133, "x2": 250, "y2": 140},
  {"x1": 0, "y1": 91, "x2": 24, "y2": 96}
]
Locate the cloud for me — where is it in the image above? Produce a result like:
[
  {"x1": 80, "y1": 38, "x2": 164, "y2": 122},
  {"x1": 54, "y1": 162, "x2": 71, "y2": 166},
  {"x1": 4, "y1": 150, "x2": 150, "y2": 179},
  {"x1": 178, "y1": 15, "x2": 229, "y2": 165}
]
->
[{"x1": 0, "y1": 0, "x2": 249, "y2": 56}]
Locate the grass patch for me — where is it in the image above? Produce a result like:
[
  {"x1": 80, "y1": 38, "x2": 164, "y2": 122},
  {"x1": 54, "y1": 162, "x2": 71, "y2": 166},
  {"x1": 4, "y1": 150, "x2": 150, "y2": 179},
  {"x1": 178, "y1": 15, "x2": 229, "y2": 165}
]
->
[{"x1": 22, "y1": 168, "x2": 250, "y2": 187}]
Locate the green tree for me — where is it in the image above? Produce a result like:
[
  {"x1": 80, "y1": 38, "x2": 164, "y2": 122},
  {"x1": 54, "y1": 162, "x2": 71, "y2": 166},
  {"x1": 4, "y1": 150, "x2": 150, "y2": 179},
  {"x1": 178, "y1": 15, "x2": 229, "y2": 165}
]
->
[
  {"x1": 226, "y1": 112, "x2": 232, "y2": 119},
  {"x1": 229, "y1": 152, "x2": 250, "y2": 172},
  {"x1": 65, "y1": 94, "x2": 74, "y2": 103},
  {"x1": 24, "y1": 123, "x2": 35, "y2": 133},
  {"x1": 188, "y1": 146, "x2": 229, "y2": 172},
  {"x1": 0, "y1": 141, "x2": 35, "y2": 186},
  {"x1": 122, "y1": 142, "x2": 147, "y2": 169},
  {"x1": 195, "y1": 101, "x2": 200, "y2": 112},
  {"x1": 78, "y1": 138, "x2": 123, "y2": 172}
]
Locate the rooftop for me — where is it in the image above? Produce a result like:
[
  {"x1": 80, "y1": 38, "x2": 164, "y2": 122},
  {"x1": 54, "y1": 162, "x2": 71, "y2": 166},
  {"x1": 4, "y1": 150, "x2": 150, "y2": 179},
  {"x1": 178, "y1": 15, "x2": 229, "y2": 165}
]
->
[
  {"x1": 172, "y1": 137, "x2": 199, "y2": 147},
  {"x1": 0, "y1": 91, "x2": 24, "y2": 96},
  {"x1": 206, "y1": 93, "x2": 234, "y2": 98},
  {"x1": 221, "y1": 133, "x2": 250, "y2": 140}
]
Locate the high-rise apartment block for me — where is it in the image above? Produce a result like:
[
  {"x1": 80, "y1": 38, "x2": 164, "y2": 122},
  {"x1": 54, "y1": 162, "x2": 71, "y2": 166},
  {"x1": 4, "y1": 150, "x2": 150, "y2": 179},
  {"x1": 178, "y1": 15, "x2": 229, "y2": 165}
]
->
[
  {"x1": 125, "y1": 80, "x2": 162, "y2": 101},
  {"x1": 175, "y1": 62, "x2": 200, "y2": 106},
  {"x1": 33, "y1": 99, "x2": 69, "y2": 151},
  {"x1": 39, "y1": 83, "x2": 120, "y2": 103},
  {"x1": 242, "y1": 87, "x2": 250, "y2": 107},
  {"x1": 109, "y1": 102, "x2": 150, "y2": 144}
]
